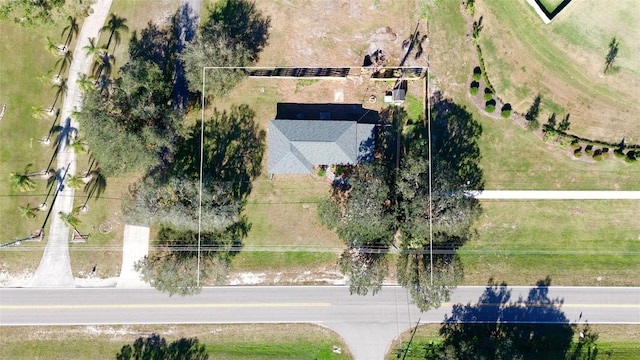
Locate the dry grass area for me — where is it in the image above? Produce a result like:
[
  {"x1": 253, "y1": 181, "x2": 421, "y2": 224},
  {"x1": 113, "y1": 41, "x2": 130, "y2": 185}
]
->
[{"x1": 475, "y1": 0, "x2": 640, "y2": 143}]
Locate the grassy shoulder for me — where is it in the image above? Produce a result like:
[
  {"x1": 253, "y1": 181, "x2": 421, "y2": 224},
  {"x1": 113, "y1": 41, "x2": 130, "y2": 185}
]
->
[
  {"x1": 462, "y1": 199, "x2": 640, "y2": 286},
  {"x1": 0, "y1": 324, "x2": 352, "y2": 360},
  {"x1": 386, "y1": 324, "x2": 640, "y2": 360}
]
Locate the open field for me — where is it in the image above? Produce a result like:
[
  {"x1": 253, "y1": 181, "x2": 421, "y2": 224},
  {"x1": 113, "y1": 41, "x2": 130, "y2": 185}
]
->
[
  {"x1": 475, "y1": 0, "x2": 640, "y2": 143},
  {"x1": 386, "y1": 324, "x2": 640, "y2": 360},
  {"x1": 0, "y1": 323, "x2": 351, "y2": 360},
  {"x1": 462, "y1": 199, "x2": 640, "y2": 286}
]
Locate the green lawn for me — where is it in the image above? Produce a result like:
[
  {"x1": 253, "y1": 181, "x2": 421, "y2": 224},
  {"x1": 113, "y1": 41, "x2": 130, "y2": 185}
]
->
[
  {"x1": 0, "y1": 324, "x2": 352, "y2": 360},
  {"x1": 462, "y1": 199, "x2": 640, "y2": 286},
  {"x1": 387, "y1": 324, "x2": 640, "y2": 360},
  {"x1": 0, "y1": 19, "x2": 69, "y2": 276},
  {"x1": 473, "y1": 103, "x2": 640, "y2": 190}
]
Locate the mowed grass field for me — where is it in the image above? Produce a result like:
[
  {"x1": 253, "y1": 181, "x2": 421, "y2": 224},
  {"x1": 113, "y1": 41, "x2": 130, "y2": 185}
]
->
[
  {"x1": 475, "y1": 0, "x2": 640, "y2": 143},
  {"x1": 0, "y1": 324, "x2": 352, "y2": 360},
  {"x1": 463, "y1": 199, "x2": 640, "y2": 286}
]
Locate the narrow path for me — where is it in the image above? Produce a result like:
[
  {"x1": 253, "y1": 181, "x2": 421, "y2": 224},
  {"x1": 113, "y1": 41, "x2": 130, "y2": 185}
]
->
[
  {"x1": 30, "y1": 0, "x2": 114, "y2": 288},
  {"x1": 469, "y1": 190, "x2": 640, "y2": 200},
  {"x1": 116, "y1": 225, "x2": 150, "y2": 288}
]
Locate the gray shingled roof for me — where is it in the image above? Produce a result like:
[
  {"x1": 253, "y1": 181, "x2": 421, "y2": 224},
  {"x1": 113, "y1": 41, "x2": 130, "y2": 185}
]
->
[{"x1": 268, "y1": 119, "x2": 375, "y2": 174}]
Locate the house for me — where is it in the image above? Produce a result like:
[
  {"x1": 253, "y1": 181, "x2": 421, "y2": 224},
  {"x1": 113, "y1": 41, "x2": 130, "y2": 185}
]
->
[{"x1": 268, "y1": 103, "x2": 377, "y2": 175}]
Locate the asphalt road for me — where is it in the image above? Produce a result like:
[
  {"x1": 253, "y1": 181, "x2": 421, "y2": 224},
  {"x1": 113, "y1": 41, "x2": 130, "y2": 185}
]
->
[{"x1": 2, "y1": 286, "x2": 638, "y2": 359}]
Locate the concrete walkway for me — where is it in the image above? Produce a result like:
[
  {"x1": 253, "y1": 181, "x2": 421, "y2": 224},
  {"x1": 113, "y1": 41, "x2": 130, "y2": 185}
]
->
[
  {"x1": 30, "y1": 0, "x2": 113, "y2": 288},
  {"x1": 116, "y1": 225, "x2": 150, "y2": 288},
  {"x1": 469, "y1": 190, "x2": 640, "y2": 200}
]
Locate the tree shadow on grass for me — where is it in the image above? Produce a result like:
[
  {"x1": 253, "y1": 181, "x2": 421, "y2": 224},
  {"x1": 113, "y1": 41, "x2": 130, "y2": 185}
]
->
[{"x1": 440, "y1": 277, "x2": 576, "y2": 359}]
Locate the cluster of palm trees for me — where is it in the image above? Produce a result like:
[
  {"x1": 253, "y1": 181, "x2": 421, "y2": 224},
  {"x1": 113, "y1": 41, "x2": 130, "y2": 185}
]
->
[
  {"x1": 9, "y1": 14, "x2": 126, "y2": 231},
  {"x1": 83, "y1": 13, "x2": 129, "y2": 93}
]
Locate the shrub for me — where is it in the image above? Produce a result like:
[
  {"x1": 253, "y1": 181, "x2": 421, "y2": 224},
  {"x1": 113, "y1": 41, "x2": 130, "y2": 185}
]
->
[
  {"x1": 483, "y1": 87, "x2": 493, "y2": 101},
  {"x1": 614, "y1": 149, "x2": 625, "y2": 159},
  {"x1": 473, "y1": 66, "x2": 482, "y2": 81},
  {"x1": 485, "y1": 99, "x2": 496, "y2": 113},
  {"x1": 625, "y1": 150, "x2": 637, "y2": 163},
  {"x1": 470, "y1": 86, "x2": 479, "y2": 96},
  {"x1": 585, "y1": 145, "x2": 593, "y2": 156},
  {"x1": 571, "y1": 141, "x2": 581, "y2": 150},
  {"x1": 500, "y1": 103, "x2": 511, "y2": 118},
  {"x1": 317, "y1": 166, "x2": 326, "y2": 177},
  {"x1": 574, "y1": 147, "x2": 582, "y2": 157},
  {"x1": 593, "y1": 149, "x2": 602, "y2": 161}
]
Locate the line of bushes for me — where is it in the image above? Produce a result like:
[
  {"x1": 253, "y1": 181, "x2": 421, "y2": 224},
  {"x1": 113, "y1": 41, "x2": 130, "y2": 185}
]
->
[{"x1": 545, "y1": 126, "x2": 638, "y2": 163}]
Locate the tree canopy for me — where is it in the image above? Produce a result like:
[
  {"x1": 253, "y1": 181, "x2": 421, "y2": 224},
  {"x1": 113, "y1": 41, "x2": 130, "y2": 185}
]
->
[
  {"x1": 319, "y1": 99, "x2": 483, "y2": 310},
  {"x1": 0, "y1": 0, "x2": 92, "y2": 27},
  {"x1": 180, "y1": 0, "x2": 270, "y2": 98},
  {"x1": 117, "y1": 333, "x2": 208, "y2": 360}
]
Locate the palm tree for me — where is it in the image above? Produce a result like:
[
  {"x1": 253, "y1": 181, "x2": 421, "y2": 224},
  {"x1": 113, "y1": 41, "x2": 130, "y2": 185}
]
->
[
  {"x1": 76, "y1": 73, "x2": 95, "y2": 92},
  {"x1": 55, "y1": 50, "x2": 73, "y2": 78},
  {"x1": 50, "y1": 78, "x2": 67, "y2": 112},
  {"x1": 68, "y1": 137, "x2": 88, "y2": 155},
  {"x1": 65, "y1": 173, "x2": 85, "y2": 189},
  {"x1": 92, "y1": 52, "x2": 116, "y2": 80},
  {"x1": 10, "y1": 164, "x2": 37, "y2": 192},
  {"x1": 101, "y1": 13, "x2": 129, "y2": 51},
  {"x1": 83, "y1": 37, "x2": 107, "y2": 63},
  {"x1": 45, "y1": 36, "x2": 66, "y2": 56},
  {"x1": 61, "y1": 16, "x2": 78, "y2": 48},
  {"x1": 81, "y1": 167, "x2": 107, "y2": 210},
  {"x1": 18, "y1": 204, "x2": 40, "y2": 219},
  {"x1": 58, "y1": 207, "x2": 82, "y2": 228},
  {"x1": 83, "y1": 37, "x2": 107, "y2": 79}
]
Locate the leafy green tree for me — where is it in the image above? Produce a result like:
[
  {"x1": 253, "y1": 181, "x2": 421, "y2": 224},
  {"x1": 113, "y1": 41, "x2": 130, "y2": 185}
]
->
[
  {"x1": 318, "y1": 100, "x2": 483, "y2": 309},
  {"x1": 101, "y1": 13, "x2": 129, "y2": 51},
  {"x1": 179, "y1": 31, "x2": 251, "y2": 98},
  {"x1": 180, "y1": 0, "x2": 270, "y2": 98},
  {"x1": 123, "y1": 176, "x2": 241, "y2": 233},
  {"x1": 396, "y1": 252, "x2": 463, "y2": 312},
  {"x1": 339, "y1": 249, "x2": 388, "y2": 296},
  {"x1": 203, "y1": 0, "x2": 270, "y2": 62},
  {"x1": 334, "y1": 164, "x2": 395, "y2": 248},
  {"x1": 116, "y1": 333, "x2": 208, "y2": 360},
  {"x1": 0, "y1": 0, "x2": 91, "y2": 27},
  {"x1": 171, "y1": 104, "x2": 266, "y2": 200},
  {"x1": 135, "y1": 223, "x2": 245, "y2": 295}
]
